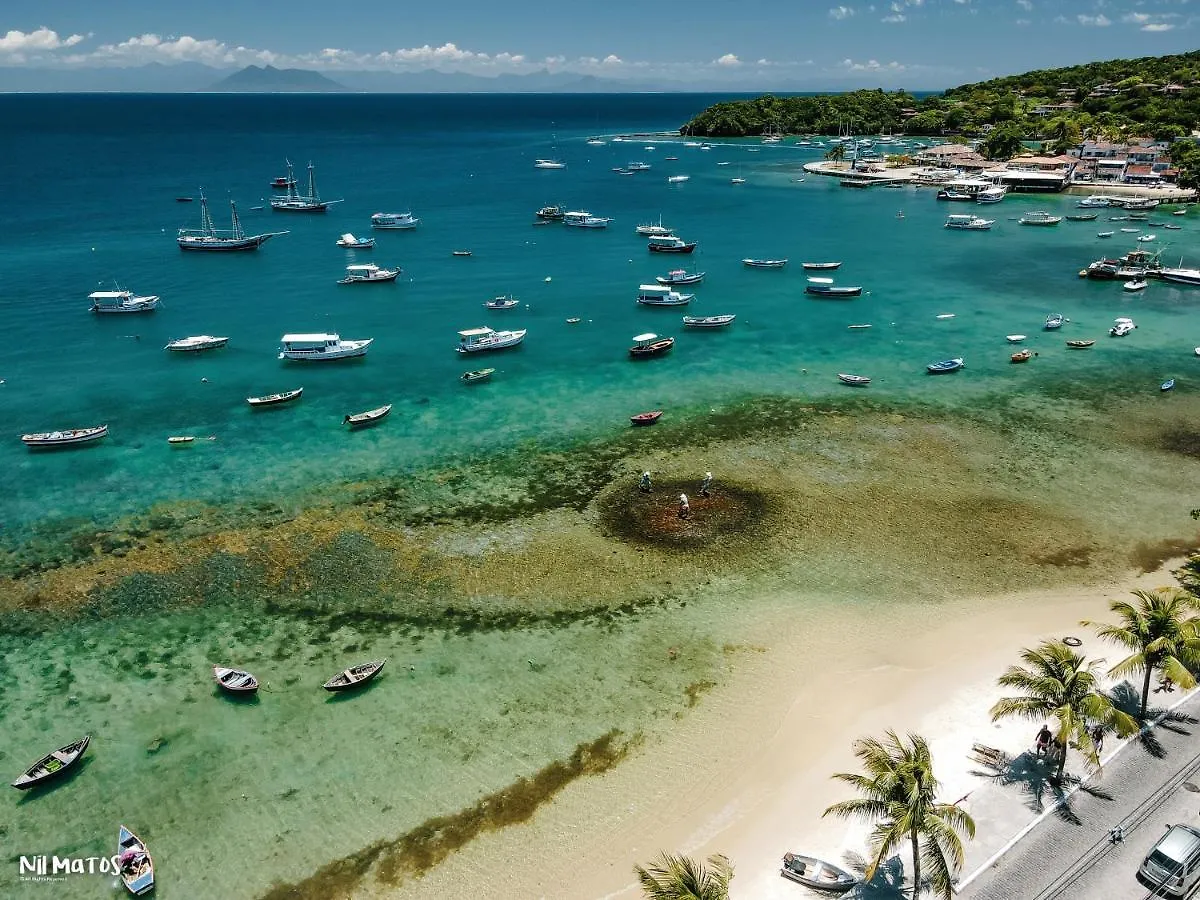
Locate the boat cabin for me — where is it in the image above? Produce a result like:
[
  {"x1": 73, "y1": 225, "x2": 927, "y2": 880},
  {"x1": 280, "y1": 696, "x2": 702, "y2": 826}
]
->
[
  {"x1": 280, "y1": 334, "x2": 341, "y2": 353},
  {"x1": 458, "y1": 327, "x2": 497, "y2": 350}
]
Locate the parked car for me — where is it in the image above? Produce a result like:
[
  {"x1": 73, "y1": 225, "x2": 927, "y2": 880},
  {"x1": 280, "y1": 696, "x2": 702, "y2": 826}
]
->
[{"x1": 1137, "y1": 824, "x2": 1200, "y2": 897}]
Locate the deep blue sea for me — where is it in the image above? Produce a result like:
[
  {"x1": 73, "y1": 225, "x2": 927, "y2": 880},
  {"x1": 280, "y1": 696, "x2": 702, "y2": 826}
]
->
[{"x1": 1, "y1": 93, "x2": 1195, "y2": 535}]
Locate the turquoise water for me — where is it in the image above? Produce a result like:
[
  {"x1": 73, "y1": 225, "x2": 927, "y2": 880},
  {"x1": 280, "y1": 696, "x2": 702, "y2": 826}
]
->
[{"x1": 2, "y1": 93, "x2": 1195, "y2": 537}]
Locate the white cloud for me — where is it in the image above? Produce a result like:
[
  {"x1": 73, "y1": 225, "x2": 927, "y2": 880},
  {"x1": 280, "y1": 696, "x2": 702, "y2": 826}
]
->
[
  {"x1": 1016, "y1": 0, "x2": 1032, "y2": 9},
  {"x1": 0, "y1": 26, "x2": 86, "y2": 54},
  {"x1": 93, "y1": 33, "x2": 247, "y2": 65},
  {"x1": 1076, "y1": 14, "x2": 1111, "y2": 26},
  {"x1": 1123, "y1": 12, "x2": 1178, "y2": 31},
  {"x1": 841, "y1": 58, "x2": 907, "y2": 71},
  {"x1": 829, "y1": 6, "x2": 856, "y2": 19},
  {"x1": 882, "y1": 14, "x2": 906, "y2": 21},
  {"x1": 1142, "y1": 23, "x2": 1176, "y2": 31},
  {"x1": 714, "y1": 53, "x2": 741, "y2": 66}
]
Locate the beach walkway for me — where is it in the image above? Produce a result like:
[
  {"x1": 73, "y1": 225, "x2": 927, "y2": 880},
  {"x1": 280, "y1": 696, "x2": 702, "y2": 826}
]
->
[{"x1": 957, "y1": 689, "x2": 1200, "y2": 899}]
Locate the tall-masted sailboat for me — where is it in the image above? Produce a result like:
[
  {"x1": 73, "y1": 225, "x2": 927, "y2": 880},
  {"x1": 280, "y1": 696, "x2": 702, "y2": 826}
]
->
[
  {"x1": 177, "y1": 190, "x2": 288, "y2": 251},
  {"x1": 270, "y1": 160, "x2": 342, "y2": 213}
]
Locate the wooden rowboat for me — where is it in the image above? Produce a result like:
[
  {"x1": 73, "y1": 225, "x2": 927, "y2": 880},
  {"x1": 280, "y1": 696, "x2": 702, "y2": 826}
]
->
[
  {"x1": 213, "y1": 666, "x2": 259, "y2": 694},
  {"x1": 1011, "y1": 349, "x2": 1033, "y2": 363},
  {"x1": 343, "y1": 404, "x2": 392, "y2": 428},
  {"x1": 801, "y1": 261, "x2": 842, "y2": 270},
  {"x1": 461, "y1": 368, "x2": 495, "y2": 383},
  {"x1": 247, "y1": 387, "x2": 302, "y2": 407},
  {"x1": 324, "y1": 659, "x2": 386, "y2": 692},
  {"x1": 1066, "y1": 339, "x2": 1095, "y2": 349},
  {"x1": 118, "y1": 825, "x2": 155, "y2": 896},
  {"x1": 780, "y1": 852, "x2": 857, "y2": 893},
  {"x1": 630, "y1": 410, "x2": 663, "y2": 426},
  {"x1": 12, "y1": 735, "x2": 90, "y2": 790},
  {"x1": 168, "y1": 436, "x2": 195, "y2": 445},
  {"x1": 682, "y1": 314, "x2": 735, "y2": 328}
]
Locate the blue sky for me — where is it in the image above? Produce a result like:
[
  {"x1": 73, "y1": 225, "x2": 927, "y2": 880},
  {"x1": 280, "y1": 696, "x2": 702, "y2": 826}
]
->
[{"x1": 1, "y1": 0, "x2": 1196, "y2": 88}]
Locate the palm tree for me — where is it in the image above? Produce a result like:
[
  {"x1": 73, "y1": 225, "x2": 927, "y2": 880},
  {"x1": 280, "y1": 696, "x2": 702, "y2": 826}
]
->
[
  {"x1": 823, "y1": 730, "x2": 975, "y2": 899},
  {"x1": 1083, "y1": 588, "x2": 1200, "y2": 720},
  {"x1": 990, "y1": 641, "x2": 1138, "y2": 783},
  {"x1": 634, "y1": 852, "x2": 733, "y2": 900},
  {"x1": 824, "y1": 142, "x2": 846, "y2": 164}
]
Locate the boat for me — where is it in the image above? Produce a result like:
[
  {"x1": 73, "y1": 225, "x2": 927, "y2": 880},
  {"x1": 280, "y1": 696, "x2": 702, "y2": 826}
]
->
[
  {"x1": 247, "y1": 387, "x2": 302, "y2": 407},
  {"x1": 175, "y1": 196, "x2": 193, "y2": 202},
  {"x1": 343, "y1": 404, "x2": 392, "y2": 428},
  {"x1": 629, "y1": 332, "x2": 674, "y2": 358},
  {"x1": 667, "y1": 175, "x2": 690, "y2": 183},
  {"x1": 338, "y1": 264, "x2": 401, "y2": 284},
  {"x1": 656, "y1": 269, "x2": 705, "y2": 285},
  {"x1": 927, "y1": 358, "x2": 965, "y2": 374},
  {"x1": 1006, "y1": 335, "x2": 1027, "y2": 343},
  {"x1": 461, "y1": 368, "x2": 495, "y2": 383},
  {"x1": 89, "y1": 289, "x2": 159, "y2": 313},
  {"x1": 743, "y1": 258, "x2": 787, "y2": 268},
  {"x1": 937, "y1": 189, "x2": 974, "y2": 202},
  {"x1": 648, "y1": 235, "x2": 697, "y2": 253},
  {"x1": 1120, "y1": 227, "x2": 1142, "y2": 233},
  {"x1": 1123, "y1": 197, "x2": 1160, "y2": 210},
  {"x1": 1137, "y1": 234, "x2": 1157, "y2": 243},
  {"x1": 1011, "y1": 349, "x2": 1033, "y2": 363},
  {"x1": 270, "y1": 160, "x2": 341, "y2": 213},
  {"x1": 837, "y1": 373, "x2": 871, "y2": 386},
  {"x1": 370, "y1": 211, "x2": 419, "y2": 230},
  {"x1": 975, "y1": 185, "x2": 1008, "y2": 204},
  {"x1": 485, "y1": 295, "x2": 520, "y2": 310},
  {"x1": 22, "y1": 425, "x2": 108, "y2": 448},
  {"x1": 1124, "y1": 278, "x2": 1148, "y2": 292},
  {"x1": 336, "y1": 233, "x2": 375, "y2": 249},
  {"x1": 1110, "y1": 317, "x2": 1136, "y2": 336},
  {"x1": 801, "y1": 262, "x2": 842, "y2": 270},
  {"x1": 1019, "y1": 211, "x2": 1063, "y2": 226},
  {"x1": 178, "y1": 190, "x2": 287, "y2": 251},
  {"x1": 457, "y1": 326, "x2": 527, "y2": 353},
  {"x1": 164, "y1": 335, "x2": 229, "y2": 352},
  {"x1": 323, "y1": 659, "x2": 386, "y2": 692},
  {"x1": 563, "y1": 210, "x2": 612, "y2": 229},
  {"x1": 279, "y1": 334, "x2": 373, "y2": 361},
  {"x1": 1044, "y1": 313, "x2": 1066, "y2": 330},
  {"x1": 11, "y1": 736, "x2": 90, "y2": 790},
  {"x1": 452, "y1": 250, "x2": 472, "y2": 256},
  {"x1": 935, "y1": 314, "x2": 956, "y2": 320},
  {"x1": 1065, "y1": 213, "x2": 1099, "y2": 221},
  {"x1": 630, "y1": 410, "x2": 663, "y2": 426},
  {"x1": 635, "y1": 217, "x2": 674, "y2": 237},
  {"x1": 1175, "y1": 210, "x2": 1188, "y2": 216},
  {"x1": 848, "y1": 324, "x2": 872, "y2": 329},
  {"x1": 780, "y1": 852, "x2": 857, "y2": 893},
  {"x1": 533, "y1": 159, "x2": 566, "y2": 169},
  {"x1": 682, "y1": 314, "x2": 736, "y2": 328},
  {"x1": 637, "y1": 285, "x2": 693, "y2": 306},
  {"x1": 212, "y1": 666, "x2": 259, "y2": 694},
  {"x1": 730, "y1": 177, "x2": 746, "y2": 185},
  {"x1": 627, "y1": 161, "x2": 651, "y2": 172},
  {"x1": 535, "y1": 204, "x2": 566, "y2": 221},
  {"x1": 168, "y1": 436, "x2": 194, "y2": 445},
  {"x1": 586, "y1": 138, "x2": 606, "y2": 146},
  {"x1": 1066, "y1": 339, "x2": 1095, "y2": 349},
  {"x1": 1163, "y1": 224, "x2": 1182, "y2": 230},
  {"x1": 1160, "y1": 267, "x2": 1200, "y2": 286},
  {"x1": 270, "y1": 175, "x2": 296, "y2": 189},
  {"x1": 118, "y1": 825, "x2": 154, "y2": 896},
  {"x1": 1162, "y1": 379, "x2": 1176, "y2": 392},
  {"x1": 944, "y1": 215, "x2": 994, "y2": 230},
  {"x1": 565, "y1": 317, "x2": 581, "y2": 324},
  {"x1": 1076, "y1": 196, "x2": 1114, "y2": 208},
  {"x1": 1097, "y1": 231, "x2": 1115, "y2": 238},
  {"x1": 806, "y1": 280, "x2": 863, "y2": 297}
]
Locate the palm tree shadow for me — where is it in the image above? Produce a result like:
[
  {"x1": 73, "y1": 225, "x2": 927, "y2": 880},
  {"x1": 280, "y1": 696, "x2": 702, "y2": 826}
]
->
[
  {"x1": 1138, "y1": 710, "x2": 1196, "y2": 758},
  {"x1": 841, "y1": 851, "x2": 908, "y2": 898},
  {"x1": 972, "y1": 749, "x2": 1064, "y2": 814}
]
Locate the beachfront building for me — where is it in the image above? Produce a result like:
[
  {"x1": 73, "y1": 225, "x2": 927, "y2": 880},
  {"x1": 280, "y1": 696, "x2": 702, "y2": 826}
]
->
[{"x1": 913, "y1": 143, "x2": 984, "y2": 169}]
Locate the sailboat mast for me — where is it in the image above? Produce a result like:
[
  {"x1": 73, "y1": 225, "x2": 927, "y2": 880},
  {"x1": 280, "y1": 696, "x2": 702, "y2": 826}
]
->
[
  {"x1": 230, "y1": 200, "x2": 244, "y2": 240},
  {"x1": 199, "y1": 189, "x2": 215, "y2": 236},
  {"x1": 307, "y1": 161, "x2": 317, "y2": 202}
]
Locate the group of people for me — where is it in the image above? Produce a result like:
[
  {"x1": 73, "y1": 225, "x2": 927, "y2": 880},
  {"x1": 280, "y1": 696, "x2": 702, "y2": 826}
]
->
[
  {"x1": 1035, "y1": 723, "x2": 1106, "y2": 762},
  {"x1": 638, "y1": 471, "x2": 714, "y2": 520}
]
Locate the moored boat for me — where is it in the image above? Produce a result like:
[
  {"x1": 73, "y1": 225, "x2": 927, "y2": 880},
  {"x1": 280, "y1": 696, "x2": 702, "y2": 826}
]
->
[
  {"x1": 630, "y1": 410, "x2": 663, "y2": 426},
  {"x1": 1066, "y1": 339, "x2": 1095, "y2": 349},
  {"x1": 89, "y1": 290, "x2": 159, "y2": 314},
  {"x1": 564, "y1": 210, "x2": 612, "y2": 229},
  {"x1": 667, "y1": 175, "x2": 690, "y2": 183},
  {"x1": 165, "y1": 335, "x2": 229, "y2": 352},
  {"x1": 780, "y1": 852, "x2": 857, "y2": 893},
  {"x1": 336, "y1": 233, "x2": 375, "y2": 249},
  {"x1": 1160, "y1": 267, "x2": 1200, "y2": 286},
  {"x1": 656, "y1": 269, "x2": 705, "y2": 285},
  {"x1": 682, "y1": 314, "x2": 735, "y2": 328},
  {"x1": 801, "y1": 261, "x2": 842, "y2": 270},
  {"x1": 457, "y1": 326, "x2": 526, "y2": 353},
  {"x1": 168, "y1": 436, "x2": 194, "y2": 445},
  {"x1": 944, "y1": 214, "x2": 994, "y2": 230},
  {"x1": 1006, "y1": 334, "x2": 1026, "y2": 343},
  {"x1": 927, "y1": 357, "x2": 965, "y2": 374},
  {"x1": 806, "y1": 279, "x2": 863, "y2": 297},
  {"x1": 178, "y1": 190, "x2": 287, "y2": 251},
  {"x1": 338, "y1": 264, "x2": 400, "y2": 284},
  {"x1": 1110, "y1": 316, "x2": 1136, "y2": 336},
  {"x1": 213, "y1": 666, "x2": 259, "y2": 694},
  {"x1": 270, "y1": 160, "x2": 341, "y2": 213},
  {"x1": 1011, "y1": 349, "x2": 1033, "y2": 363},
  {"x1": 533, "y1": 159, "x2": 566, "y2": 169},
  {"x1": 1162, "y1": 379, "x2": 1176, "y2": 392},
  {"x1": 629, "y1": 332, "x2": 674, "y2": 358},
  {"x1": 635, "y1": 217, "x2": 674, "y2": 237},
  {"x1": 743, "y1": 258, "x2": 787, "y2": 268},
  {"x1": 461, "y1": 368, "x2": 495, "y2": 383},
  {"x1": 279, "y1": 334, "x2": 372, "y2": 361},
  {"x1": 370, "y1": 211, "x2": 419, "y2": 230},
  {"x1": 247, "y1": 387, "x2": 303, "y2": 407},
  {"x1": 22, "y1": 425, "x2": 108, "y2": 448},
  {"x1": 11, "y1": 736, "x2": 90, "y2": 790},
  {"x1": 637, "y1": 285, "x2": 693, "y2": 306},
  {"x1": 535, "y1": 204, "x2": 566, "y2": 221},
  {"x1": 323, "y1": 659, "x2": 386, "y2": 691},
  {"x1": 118, "y1": 825, "x2": 154, "y2": 896},
  {"x1": 837, "y1": 373, "x2": 871, "y2": 386},
  {"x1": 648, "y1": 235, "x2": 696, "y2": 253},
  {"x1": 1044, "y1": 313, "x2": 1066, "y2": 330},
  {"x1": 1124, "y1": 278, "x2": 1148, "y2": 292},
  {"x1": 484, "y1": 295, "x2": 520, "y2": 309},
  {"x1": 1065, "y1": 213, "x2": 1099, "y2": 221},
  {"x1": 343, "y1": 404, "x2": 392, "y2": 428},
  {"x1": 1097, "y1": 231, "x2": 1115, "y2": 238},
  {"x1": 452, "y1": 249, "x2": 472, "y2": 256},
  {"x1": 1019, "y1": 211, "x2": 1063, "y2": 226}
]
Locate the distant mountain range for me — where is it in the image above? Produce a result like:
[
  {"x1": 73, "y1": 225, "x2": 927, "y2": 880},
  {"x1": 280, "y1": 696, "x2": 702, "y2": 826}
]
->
[{"x1": 208, "y1": 65, "x2": 349, "y2": 92}]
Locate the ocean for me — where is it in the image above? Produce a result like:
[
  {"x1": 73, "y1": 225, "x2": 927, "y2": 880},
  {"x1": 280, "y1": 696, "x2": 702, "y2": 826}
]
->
[{"x1": 1, "y1": 92, "x2": 1198, "y2": 899}]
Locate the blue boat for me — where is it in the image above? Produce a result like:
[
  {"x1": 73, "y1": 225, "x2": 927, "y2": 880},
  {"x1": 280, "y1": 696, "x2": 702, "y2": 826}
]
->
[
  {"x1": 927, "y1": 358, "x2": 965, "y2": 374},
  {"x1": 118, "y1": 825, "x2": 154, "y2": 896},
  {"x1": 1162, "y1": 379, "x2": 1176, "y2": 392},
  {"x1": 1044, "y1": 313, "x2": 1065, "y2": 330}
]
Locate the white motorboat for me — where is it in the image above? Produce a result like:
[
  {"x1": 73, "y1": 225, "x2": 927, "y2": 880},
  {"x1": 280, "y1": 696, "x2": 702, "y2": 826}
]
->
[
  {"x1": 730, "y1": 177, "x2": 746, "y2": 185},
  {"x1": 627, "y1": 161, "x2": 652, "y2": 171},
  {"x1": 1006, "y1": 334, "x2": 1027, "y2": 343},
  {"x1": 338, "y1": 263, "x2": 400, "y2": 284},
  {"x1": 336, "y1": 233, "x2": 375, "y2": 248},
  {"x1": 1019, "y1": 211, "x2": 1063, "y2": 226},
  {"x1": 484, "y1": 295, "x2": 520, "y2": 309},
  {"x1": 945, "y1": 214, "x2": 994, "y2": 230},
  {"x1": 1097, "y1": 231, "x2": 1115, "y2": 238},
  {"x1": 178, "y1": 190, "x2": 287, "y2": 251},
  {"x1": 563, "y1": 210, "x2": 612, "y2": 228},
  {"x1": 975, "y1": 185, "x2": 1007, "y2": 204},
  {"x1": 636, "y1": 218, "x2": 674, "y2": 237},
  {"x1": 278, "y1": 333, "x2": 373, "y2": 361},
  {"x1": 1110, "y1": 317, "x2": 1136, "y2": 336},
  {"x1": 21, "y1": 425, "x2": 108, "y2": 448},
  {"x1": 1160, "y1": 267, "x2": 1200, "y2": 286},
  {"x1": 585, "y1": 138, "x2": 606, "y2": 146},
  {"x1": 1124, "y1": 279, "x2": 1148, "y2": 292},
  {"x1": 165, "y1": 335, "x2": 229, "y2": 352},
  {"x1": 667, "y1": 175, "x2": 690, "y2": 183},
  {"x1": 270, "y1": 160, "x2": 341, "y2": 212},
  {"x1": 533, "y1": 159, "x2": 566, "y2": 169},
  {"x1": 457, "y1": 326, "x2": 526, "y2": 353},
  {"x1": 637, "y1": 285, "x2": 694, "y2": 306},
  {"x1": 743, "y1": 258, "x2": 787, "y2": 268},
  {"x1": 370, "y1": 211, "x2": 419, "y2": 230},
  {"x1": 1137, "y1": 234, "x2": 1157, "y2": 242},
  {"x1": 89, "y1": 289, "x2": 159, "y2": 313},
  {"x1": 1077, "y1": 196, "x2": 1115, "y2": 208}
]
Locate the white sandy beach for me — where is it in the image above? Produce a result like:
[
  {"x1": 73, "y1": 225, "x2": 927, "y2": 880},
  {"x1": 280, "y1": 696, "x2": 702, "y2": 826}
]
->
[{"x1": 391, "y1": 561, "x2": 1188, "y2": 900}]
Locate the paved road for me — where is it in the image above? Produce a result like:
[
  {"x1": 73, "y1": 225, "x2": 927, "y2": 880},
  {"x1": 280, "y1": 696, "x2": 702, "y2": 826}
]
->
[{"x1": 961, "y1": 695, "x2": 1200, "y2": 900}]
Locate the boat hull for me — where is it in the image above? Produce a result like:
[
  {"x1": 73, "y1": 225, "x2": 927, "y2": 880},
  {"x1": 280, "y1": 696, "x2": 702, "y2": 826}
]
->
[
  {"x1": 118, "y1": 826, "x2": 154, "y2": 896},
  {"x1": 805, "y1": 286, "x2": 863, "y2": 297},
  {"x1": 344, "y1": 405, "x2": 392, "y2": 428},
  {"x1": 213, "y1": 666, "x2": 259, "y2": 694},
  {"x1": 279, "y1": 340, "x2": 372, "y2": 361},
  {"x1": 177, "y1": 235, "x2": 271, "y2": 251},
  {"x1": 247, "y1": 388, "x2": 303, "y2": 406},
  {"x1": 12, "y1": 735, "x2": 90, "y2": 790},
  {"x1": 630, "y1": 411, "x2": 663, "y2": 426},
  {"x1": 22, "y1": 425, "x2": 108, "y2": 448},
  {"x1": 323, "y1": 660, "x2": 386, "y2": 692},
  {"x1": 648, "y1": 243, "x2": 696, "y2": 254}
]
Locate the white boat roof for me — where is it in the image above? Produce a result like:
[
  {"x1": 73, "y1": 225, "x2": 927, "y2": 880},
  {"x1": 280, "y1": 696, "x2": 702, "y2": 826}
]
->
[
  {"x1": 373, "y1": 211, "x2": 412, "y2": 217},
  {"x1": 459, "y1": 327, "x2": 496, "y2": 337},
  {"x1": 807, "y1": 277, "x2": 834, "y2": 284},
  {"x1": 633, "y1": 333, "x2": 658, "y2": 341},
  {"x1": 282, "y1": 333, "x2": 338, "y2": 342},
  {"x1": 346, "y1": 264, "x2": 378, "y2": 272},
  {"x1": 639, "y1": 284, "x2": 671, "y2": 291},
  {"x1": 89, "y1": 291, "x2": 130, "y2": 299},
  {"x1": 340, "y1": 233, "x2": 358, "y2": 241}
]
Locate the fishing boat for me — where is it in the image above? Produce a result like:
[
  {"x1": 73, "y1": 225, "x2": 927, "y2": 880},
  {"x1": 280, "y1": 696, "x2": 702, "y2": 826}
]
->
[
  {"x1": 270, "y1": 161, "x2": 341, "y2": 213},
  {"x1": 461, "y1": 368, "x2": 495, "y2": 383},
  {"x1": 1065, "y1": 213, "x2": 1099, "y2": 221},
  {"x1": 168, "y1": 436, "x2": 194, "y2": 445},
  {"x1": 563, "y1": 210, "x2": 612, "y2": 229},
  {"x1": 780, "y1": 853, "x2": 857, "y2": 893},
  {"x1": 212, "y1": 666, "x2": 259, "y2": 694},
  {"x1": 1110, "y1": 317, "x2": 1136, "y2": 336},
  {"x1": 343, "y1": 404, "x2": 392, "y2": 428},
  {"x1": 682, "y1": 314, "x2": 736, "y2": 328},
  {"x1": 1162, "y1": 379, "x2": 1176, "y2": 392},
  {"x1": 22, "y1": 425, "x2": 108, "y2": 448},
  {"x1": 743, "y1": 258, "x2": 788, "y2": 268},
  {"x1": 89, "y1": 289, "x2": 159, "y2": 313},
  {"x1": 927, "y1": 357, "x2": 965, "y2": 374},
  {"x1": 118, "y1": 825, "x2": 155, "y2": 896},
  {"x1": 806, "y1": 279, "x2": 863, "y2": 297},
  {"x1": 533, "y1": 159, "x2": 566, "y2": 169},
  {"x1": 635, "y1": 217, "x2": 674, "y2": 237},
  {"x1": 801, "y1": 262, "x2": 842, "y2": 270},
  {"x1": 637, "y1": 285, "x2": 693, "y2": 306},
  {"x1": 1011, "y1": 349, "x2": 1033, "y2": 363},
  {"x1": 944, "y1": 215, "x2": 994, "y2": 230},
  {"x1": 629, "y1": 332, "x2": 674, "y2": 358},
  {"x1": 370, "y1": 211, "x2": 419, "y2": 230},
  {"x1": 323, "y1": 659, "x2": 386, "y2": 692},
  {"x1": 452, "y1": 250, "x2": 472, "y2": 256},
  {"x1": 648, "y1": 235, "x2": 697, "y2": 253},
  {"x1": 178, "y1": 190, "x2": 287, "y2": 251},
  {"x1": 630, "y1": 410, "x2": 663, "y2": 426},
  {"x1": 1097, "y1": 231, "x2": 1115, "y2": 238},
  {"x1": 338, "y1": 264, "x2": 400, "y2": 284},
  {"x1": 1119, "y1": 227, "x2": 1141, "y2": 233},
  {"x1": 1019, "y1": 211, "x2": 1063, "y2": 226},
  {"x1": 656, "y1": 269, "x2": 705, "y2": 285},
  {"x1": 11, "y1": 736, "x2": 90, "y2": 790},
  {"x1": 278, "y1": 334, "x2": 373, "y2": 361},
  {"x1": 667, "y1": 175, "x2": 690, "y2": 183},
  {"x1": 837, "y1": 373, "x2": 871, "y2": 386},
  {"x1": 484, "y1": 295, "x2": 520, "y2": 309},
  {"x1": 457, "y1": 326, "x2": 526, "y2": 353},
  {"x1": 336, "y1": 233, "x2": 375, "y2": 249},
  {"x1": 1066, "y1": 339, "x2": 1095, "y2": 349},
  {"x1": 1124, "y1": 278, "x2": 1148, "y2": 292},
  {"x1": 975, "y1": 185, "x2": 1008, "y2": 204},
  {"x1": 1163, "y1": 224, "x2": 1182, "y2": 231},
  {"x1": 175, "y1": 196, "x2": 193, "y2": 202},
  {"x1": 247, "y1": 387, "x2": 302, "y2": 407},
  {"x1": 535, "y1": 204, "x2": 566, "y2": 221},
  {"x1": 1137, "y1": 234, "x2": 1157, "y2": 243},
  {"x1": 164, "y1": 335, "x2": 229, "y2": 352},
  {"x1": 730, "y1": 177, "x2": 746, "y2": 185},
  {"x1": 1006, "y1": 335, "x2": 1026, "y2": 343},
  {"x1": 627, "y1": 161, "x2": 651, "y2": 172},
  {"x1": 1044, "y1": 313, "x2": 1066, "y2": 330}
]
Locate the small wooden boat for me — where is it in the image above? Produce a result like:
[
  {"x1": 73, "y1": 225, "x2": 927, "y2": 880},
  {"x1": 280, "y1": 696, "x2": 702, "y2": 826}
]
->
[
  {"x1": 682, "y1": 314, "x2": 736, "y2": 328},
  {"x1": 847, "y1": 324, "x2": 872, "y2": 329},
  {"x1": 484, "y1": 296, "x2": 520, "y2": 309},
  {"x1": 213, "y1": 666, "x2": 259, "y2": 694},
  {"x1": 656, "y1": 269, "x2": 705, "y2": 286},
  {"x1": 802, "y1": 261, "x2": 842, "y2": 270},
  {"x1": 630, "y1": 410, "x2": 663, "y2": 426},
  {"x1": 806, "y1": 282, "x2": 863, "y2": 297},
  {"x1": 343, "y1": 405, "x2": 392, "y2": 428},
  {"x1": 743, "y1": 258, "x2": 788, "y2": 268},
  {"x1": 1164, "y1": 224, "x2": 1182, "y2": 230},
  {"x1": 1124, "y1": 278, "x2": 1148, "y2": 292},
  {"x1": 1006, "y1": 334, "x2": 1026, "y2": 343},
  {"x1": 12, "y1": 736, "x2": 90, "y2": 790},
  {"x1": 565, "y1": 317, "x2": 581, "y2": 324},
  {"x1": 1066, "y1": 339, "x2": 1095, "y2": 349},
  {"x1": 927, "y1": 357, "x2": 964, "y2": 374},
  {"x1": 1097, "y1": 231, "x2": 1115, "y2": 238},
  {"x1": 167, "y1": 436, "x2": 195, "y2": 445},
  {"x1": 22, "y1": 425, "x2": 108, "y2": 448},
  {"x1": 1011, "y1": 349, "x2": 1033, "y2": 363},
  {"x1": 247, "y1": 387, "x2": 303, "y2": 407},
  {"x1": 1162, "y1": 379, "x2": 1176, "y2": 392},
  {"x1": 461, "y1": 368, "x2": 495, "y2": 383},
  {"x1": 336, "y1": 233, "x2": 375, "y2": 249},
  {"x1": 837, "y1": 373, "x2": 871, "y2": 386},
  {"x1": 323, "y1": 659, "x2": 386, "y2": 692},
  {"x1": 1065, "y1": 213, "x2": 1098, "y2": 221},
  {"x1": 118, "y1": 825, "x2": 155, "y2": 896},
  {"x1": 452, "y1": 250, "x2": 472, "y2": 257},
  {"x1": 629, "y1": 333, "x2": 674, "y2": 358},
  {"x1": 1174, "y1": 210, "x2": 1188, "y2": 216},
  {"x1": 175, "y1": 196, "x2": 194, "y2": 203},
  {"x1": 780, "y1": 852, "x2": 857, "y2": 893}
]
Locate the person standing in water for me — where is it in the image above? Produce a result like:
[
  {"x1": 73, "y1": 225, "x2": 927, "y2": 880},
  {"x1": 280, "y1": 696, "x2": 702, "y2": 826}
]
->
[
  {"x1": 639, "y1": 471, "x2": 652, "y2": 493},
  {"x1": 678, "y1": 493, "x2": 690, "y2": 519},
  {"x1": 700, "y1": 471, "x2": 713, "y2": 498}
]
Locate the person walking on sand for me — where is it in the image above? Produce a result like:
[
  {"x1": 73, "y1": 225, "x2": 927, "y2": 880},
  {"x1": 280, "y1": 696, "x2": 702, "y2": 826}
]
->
[
  {"x1": 678, "y1": 493, "x2": 690, "y2": 519},
  {"x1": 700, "y1": 471, "x2": 713, "y2": 498},
  {"x1": 1090, "y1": 724, "x2": 1105, "y2": 754},
  {"x1": 639, "y1": 471, "x2": 652, "y2": 493},
  {"x1": 1035, "y1": 724, "x2": 1052, "y2": 758}
]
